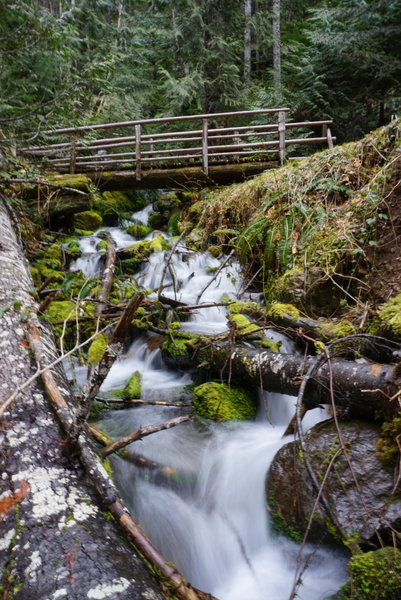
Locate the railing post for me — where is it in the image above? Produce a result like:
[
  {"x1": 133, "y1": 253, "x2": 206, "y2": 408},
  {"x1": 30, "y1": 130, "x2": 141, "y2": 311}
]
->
[
  {"x1": 202, "y1": 118, "x2": 209, "y2": 176},
  {"x1": 233, "y1": 129, "x2": 240, "y2": 162},
  {"x1": 69, "y1": 134, "x2": 77, "y2": 174},
  {"x1": 278, "y1": 110, "x2": 286, "y2": 165},
  {"x1": 135, "y1": 124, "x2": 142, "y2": 180}
]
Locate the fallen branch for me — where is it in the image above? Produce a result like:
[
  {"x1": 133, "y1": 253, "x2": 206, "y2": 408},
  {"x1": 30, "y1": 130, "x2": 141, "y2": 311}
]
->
[
  {"x1": 196, "y1": 250, "x2": 235, "y2": 304},
  {"x1": 95, "y1": 396, "x2": 192, "y2": 408},
  {"x1": 101, "y1": 414, "x2": 193, "y2": 457}
]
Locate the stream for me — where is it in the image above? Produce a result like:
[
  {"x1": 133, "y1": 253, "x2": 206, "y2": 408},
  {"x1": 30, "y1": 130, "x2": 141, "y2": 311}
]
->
[{"x1": 70, "y1": 199, "x2": 347, "y2": 600}]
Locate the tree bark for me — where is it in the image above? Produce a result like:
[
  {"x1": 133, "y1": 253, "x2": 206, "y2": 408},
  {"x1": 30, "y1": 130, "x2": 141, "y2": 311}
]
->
[
  {"x1": 244, "y1": 0, "x2": 252, "y2": 95},
  {"x1": 0, "y1": 198, "x2": 167, "y2": 600},
  {"x1": 272, "y1": 0, "x2": 281, "y2": 103},
  {"x1": 184, "y1": 340, "x2": 401, "y2": 420}
]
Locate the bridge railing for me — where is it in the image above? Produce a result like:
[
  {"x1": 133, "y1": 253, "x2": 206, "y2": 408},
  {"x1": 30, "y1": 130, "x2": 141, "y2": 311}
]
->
[{"x1": 20, "y1": 109, "x2": 334, "y2": 179}]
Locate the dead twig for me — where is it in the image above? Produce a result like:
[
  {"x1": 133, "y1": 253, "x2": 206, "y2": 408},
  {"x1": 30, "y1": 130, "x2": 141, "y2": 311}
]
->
[{"x1": 101, "y1": 415, "x2": 192, "y2": 457}]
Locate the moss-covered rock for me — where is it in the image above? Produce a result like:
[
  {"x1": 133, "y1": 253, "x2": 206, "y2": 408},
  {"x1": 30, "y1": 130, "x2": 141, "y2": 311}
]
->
[
  {"x1": 193, "y1": 381, "x2": 256, "y2": 422},
  {"x1": 207, "y1": 245, "x2": 221, "y2": 258},
  {"x1": 100, "y1": 372, "x2": 142, "y2": 401},
  {"x1": 338, "y1": 547, "x2": 401, "y2": 600},
  {"x1": 73, "y1": 210, "x2": 102, "y2": 232},
  {"x1": 87, "y1": 333, "x2": 108, "y2": 365},
  {"x1": 126, "y1": 224, "x2": 152, "y2": 239},
  {"x1": 122, "y1": 371, "x2": 142, "y2": 399},
  {"x1": 96, "y1": 191, "x2": 134, "y2": 225}
]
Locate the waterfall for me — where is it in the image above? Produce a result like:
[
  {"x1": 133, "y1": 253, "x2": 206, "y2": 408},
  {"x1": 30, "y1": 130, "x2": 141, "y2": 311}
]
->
[{"x1": 72, "y1": 200, "x2": 347, "y2": 599}]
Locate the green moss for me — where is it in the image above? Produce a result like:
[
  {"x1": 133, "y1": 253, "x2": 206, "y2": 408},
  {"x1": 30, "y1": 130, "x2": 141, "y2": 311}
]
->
[
  {"x1": 318, "y1": 319, "x2": 357, "y2": 341},
  {"x1": 74, "y1": 228, "x2": 95, "y2": 236},
  {"x1": 122, "y1": 370, "x2": 142, "y2": 399},
  {"x1": 228, "y1": 301, "x2": 259, "y2": 315},
  {"x1": 73, "y1": 210, "x2": 103, "y2": 232},
  {"x1": 193, "y1": 381, "x2": 257, "y2": 422},
  {"x1": 36, "y1": 262, "x2": 65, "y2": 282},
  {"x1": 269, "y1": 496, "x2": 302, "y2": 542},
  {"x1": 376, "y1": 412, "x2": 401, "y2": 465},
  {"x1": 46, "y1": 173, "x2": 92, "y2": 191},
  {"x1": 266, "y1": 303, "x2": 301, "y2": 320},
  {"x1": 375, "y1": 292, "x2": 401, "y2": 338},
  {"x1": 45, "y1": 243, "x2": 63, "y2": 261},
  {"x1": 45, "y1": 300, "x2": 76, "y2": 322},
  {"x1": 87, "y1": 333, "x2": 108, "y2": 365},
  {"x1": 126, "y1": 224, "x2": 152, "y2": 239},
  {"x1": 162, "y1": 338, "x2": 190, "y2": 359},
  {"x1": 261, "y1": 338, "x2": 282, "y2": 352},
  {"x1": 228, "y1": 313, "x2": 260, "y2": 334},
  {"x1": 340, "y1": 547, "x2": 401, "y2": 600},
  {"x1": 206, "y1": 245, "x2": 220, "y2": 258}
]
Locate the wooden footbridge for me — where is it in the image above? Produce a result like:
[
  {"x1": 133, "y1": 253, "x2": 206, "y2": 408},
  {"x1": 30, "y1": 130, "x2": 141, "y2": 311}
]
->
[{"x1": 21, "y1": 108, "x2": 334, "y2": 189}]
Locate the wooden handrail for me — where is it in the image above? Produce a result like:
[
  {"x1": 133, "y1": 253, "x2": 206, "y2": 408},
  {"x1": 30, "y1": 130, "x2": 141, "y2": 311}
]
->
[{"x1": 19, "y1": 109, "x2": 334, "y2": 176}]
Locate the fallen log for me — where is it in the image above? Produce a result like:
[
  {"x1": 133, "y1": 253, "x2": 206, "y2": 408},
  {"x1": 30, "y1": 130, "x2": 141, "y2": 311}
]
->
[
  {"x1": 0, "y1": 197, "x2": 215, "y2": 600},
  {"x1": 185, "y1": 340, "x2": 401, "y2": 420},
  {"x1": 0, "y1": 198, "x2": 166, "y2": 600}
]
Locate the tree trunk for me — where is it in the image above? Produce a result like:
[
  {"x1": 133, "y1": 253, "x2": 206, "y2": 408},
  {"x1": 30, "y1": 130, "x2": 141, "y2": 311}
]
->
[
  {"x1": 183, "y1": 340, "x2": 401, "y2": 420},
  {"x1": 0, "y1": 198, "x2": 166, "y2": 600},
  {"x1": 244, "y1": 0, "x2": 252, "y2": 94},
  {"x1": 272, "y1": 0, "x2": 281, "y2": 103}
]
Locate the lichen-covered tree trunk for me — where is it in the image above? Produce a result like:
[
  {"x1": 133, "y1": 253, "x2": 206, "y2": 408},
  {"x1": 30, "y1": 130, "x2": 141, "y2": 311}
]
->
[{"x1": 0, "y1": 198, "x2": 166, "y2": 600}]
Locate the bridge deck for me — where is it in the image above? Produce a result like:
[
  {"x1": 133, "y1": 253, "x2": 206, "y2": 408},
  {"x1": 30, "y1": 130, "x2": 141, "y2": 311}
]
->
[{"x1": 20, "y1": 109, "x2": 334, "y2": 187}]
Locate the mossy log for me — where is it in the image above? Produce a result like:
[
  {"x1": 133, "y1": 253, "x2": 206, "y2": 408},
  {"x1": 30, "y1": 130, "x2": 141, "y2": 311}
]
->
[
  {"x1": 0, "y1": 198, "x2": 167, "y2": 600},
  {"x1": 86, "y1": 162, "x2": 278, "y2": 191},
  {"x1": 0, "y1": 197, "x2": 212, "y2": 600},
  {"x1": 181, "y1": 340, "x2": 401, "y2": 421}
]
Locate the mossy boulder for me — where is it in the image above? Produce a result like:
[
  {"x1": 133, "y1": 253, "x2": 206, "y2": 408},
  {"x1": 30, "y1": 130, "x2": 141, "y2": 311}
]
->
[
  {"x1": 267, "y1": 421, "x2": 401, "y2": 545},
  {"x1": 148, "y1": 192, "x2": 182, "y2": 230},
  {"x1": 73, "y1": 210, "x2": 103, "y2": 232},
  {"x1": 126, "y1": 224, "x2": 152, "y2": 239},
  {"x1": 96, "y1": 191, "x2": 134, "y2": 225},
  {"x1": 193, "y1": 382, "x2": 256, "y2": 422},
  {"x1": 337, "y1": 547, "x2": 401, "y2": 600},
  {"x1": 109, "y1": 371, "x2": 142, "y2": 400},
  {"x1": 122, "y1": 371, "x2": 142, "y2": 399}
]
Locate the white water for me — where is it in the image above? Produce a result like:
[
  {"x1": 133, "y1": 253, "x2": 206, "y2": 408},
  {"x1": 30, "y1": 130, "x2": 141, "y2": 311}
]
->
[{"x1": 72, "y1": 200, "x2": 347, "y2": 599}]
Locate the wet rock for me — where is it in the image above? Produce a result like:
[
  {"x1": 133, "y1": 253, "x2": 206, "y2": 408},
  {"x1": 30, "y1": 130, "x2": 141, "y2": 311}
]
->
[{"x1": 266, "y1": 420, "x2": 401, "y2": 545}]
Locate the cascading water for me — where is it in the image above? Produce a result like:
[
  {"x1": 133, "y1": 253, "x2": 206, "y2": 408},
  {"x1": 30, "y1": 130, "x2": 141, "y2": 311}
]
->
[{"x1": 73, "y1": 200, "x2": 347, "y2": 599}]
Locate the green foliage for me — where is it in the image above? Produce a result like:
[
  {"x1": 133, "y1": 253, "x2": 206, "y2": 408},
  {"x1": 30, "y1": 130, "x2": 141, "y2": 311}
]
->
[
  {"x1": 193, "y1": 381, "x2": 256, "y2": 422},
  {"x1": 122, "y1": 371, "x2": 142, "y2": 400}
]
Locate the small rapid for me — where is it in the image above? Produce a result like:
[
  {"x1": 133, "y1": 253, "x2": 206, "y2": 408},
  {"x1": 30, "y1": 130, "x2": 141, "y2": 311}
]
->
[{"x1": 73, "y1": 199, "x2": 347, "y2": 599}]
